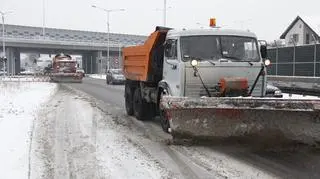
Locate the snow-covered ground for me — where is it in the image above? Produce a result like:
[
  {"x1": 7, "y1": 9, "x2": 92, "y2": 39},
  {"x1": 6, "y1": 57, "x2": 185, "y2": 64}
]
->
[
  {"x1": 0, "y1": 76, "x2": 50, "y2": 82},
  {"x1": 0, "y1": 82, "x2": 57, "y2": 179},
  {"x1": 31, "y1": 87, "x2": 173, "y2": 179},
  {"x1": 282, "y1": 93, "x2": 320, "y2": 99},
  {"x1": 87, "y1": 74, "x2": 106, "y2": 79}
]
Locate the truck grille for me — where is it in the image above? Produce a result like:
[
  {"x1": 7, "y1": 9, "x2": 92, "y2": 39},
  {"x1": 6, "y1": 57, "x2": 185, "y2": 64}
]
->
[{"x1": 185, "y1": 79, "x2": 264, "y2": 97}]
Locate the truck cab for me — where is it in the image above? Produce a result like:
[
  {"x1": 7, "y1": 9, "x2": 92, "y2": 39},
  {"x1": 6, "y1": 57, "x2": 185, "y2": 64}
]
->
[
  {"x1": 123, "y1": 27, "x2": 269, "y2": 123},
  {"x1": 161, "y1": 29, "x2": 267, "y2": 98}
]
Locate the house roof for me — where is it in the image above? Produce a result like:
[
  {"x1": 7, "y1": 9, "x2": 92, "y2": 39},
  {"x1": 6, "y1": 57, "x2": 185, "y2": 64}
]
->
[{"x1": 280, "y1": 16, "x2": 320, "y2": 40}]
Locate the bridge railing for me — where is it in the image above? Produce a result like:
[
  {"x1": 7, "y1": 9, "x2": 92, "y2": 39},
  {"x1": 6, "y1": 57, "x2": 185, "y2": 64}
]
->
[{"x1": 1, "y1": 36, "x2": 141, "y2": 47}]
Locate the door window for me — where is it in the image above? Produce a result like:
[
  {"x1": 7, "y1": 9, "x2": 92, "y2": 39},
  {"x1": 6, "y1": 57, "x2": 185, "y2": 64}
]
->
[{"x1": 164, "y1": 39, "x2": 177, "y2": 59}]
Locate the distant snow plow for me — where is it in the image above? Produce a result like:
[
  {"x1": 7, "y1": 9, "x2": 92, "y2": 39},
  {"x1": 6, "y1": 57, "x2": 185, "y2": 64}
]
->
[
  {"x1": 49, "y1": 53, "x2": 83, "y2": 83},
  {"x1": 160, "y1": 96, "x2": 320, "y2": 145}
]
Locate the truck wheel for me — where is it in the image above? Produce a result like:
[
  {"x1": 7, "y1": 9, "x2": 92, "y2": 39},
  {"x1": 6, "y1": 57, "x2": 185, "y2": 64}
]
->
[
  {"x1": 133, "y1": 88, "x2": 149, "y2": 121},
  {"x1": 125, "y1": 83, "x2": 134, "y2": 116},
  {"x1": 159, "y1": 92, "x2": 170, "y2": 133}
]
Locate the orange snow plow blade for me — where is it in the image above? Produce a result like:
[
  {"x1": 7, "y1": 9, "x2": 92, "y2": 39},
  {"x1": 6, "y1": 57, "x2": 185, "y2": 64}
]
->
[
  {"x1": 160, "y1": 96, "x2": 320, "y2": 145},
  {"x1": 49, "y1": 73, "x2": 83, "y2": 83}
]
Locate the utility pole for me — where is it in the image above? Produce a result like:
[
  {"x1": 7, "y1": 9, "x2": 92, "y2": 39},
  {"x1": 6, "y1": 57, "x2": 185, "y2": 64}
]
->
[
  {"x1": 107, "y1": 11, "x2": 110, "y2": 71},
  {"x1": 2, "y1": 15, "x2": 5, "y2": 61},
  {"x1": 0, "y1": 10, "x2": 12, "y2": 76},
  {"x1": 163, "y1": 0, "x2": 167, "y2": 26},
  {"x1": 42, "y1": 0, "x2": 46, "y2": 39},
  {"x1": 118, "y1": 43, "x2": 122, "y2": 68},
  {"x1": 92, "y1": 5, "x2": 125, "y2": 72}
]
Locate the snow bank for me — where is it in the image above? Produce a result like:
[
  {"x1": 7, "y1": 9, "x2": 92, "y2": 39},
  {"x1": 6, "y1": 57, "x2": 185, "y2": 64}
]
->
[
  {"x1": 87, "y1": 74, "x2": 106, "y2": 80},
  {"x1": 0, "y1": 82, "x2": 57, "y2": 179},
  {"x1": 1, "y1": 76, "x2": 50, "y2": 82},
  {"x1": 282, "y1": 93, "x2": 320, "y2": 99}
]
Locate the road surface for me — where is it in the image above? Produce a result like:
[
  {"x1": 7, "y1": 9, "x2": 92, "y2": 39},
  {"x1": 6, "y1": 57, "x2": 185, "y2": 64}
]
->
[{"x1": 12, "y1": 77, "x2": 315, "y2": 179}]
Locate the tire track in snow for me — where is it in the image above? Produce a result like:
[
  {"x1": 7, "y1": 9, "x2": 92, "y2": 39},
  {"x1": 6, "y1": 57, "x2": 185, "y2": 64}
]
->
[
  {"x1": 28, "y1": 117, "x2": 36, "y2": 179},
  {"x1": 53, "y1": 93, "x2": 70, "y2": 179},
  {"x1": 63, "y1": 84, "x2": 216, "y2": 178}
]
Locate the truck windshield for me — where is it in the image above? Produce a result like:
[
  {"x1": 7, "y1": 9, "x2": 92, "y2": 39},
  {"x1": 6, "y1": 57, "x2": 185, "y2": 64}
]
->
[
  {"x1": 181, "y1": 36, "x2": 260, "y2": 62},
  {"x1": 58, "y1": 62, "x2": 76, "y2": 67}
]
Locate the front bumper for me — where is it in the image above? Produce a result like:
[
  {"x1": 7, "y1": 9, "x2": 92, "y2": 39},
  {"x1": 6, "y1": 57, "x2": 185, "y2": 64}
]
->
[{"x1": 112, "y1": 78, "x2": 125, "y2": 84}]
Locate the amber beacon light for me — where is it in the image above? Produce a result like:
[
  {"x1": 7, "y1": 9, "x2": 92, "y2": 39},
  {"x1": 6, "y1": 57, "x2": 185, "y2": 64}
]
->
[{"x1": 209, "y1": 18, "x2": 216, "y2": 27}]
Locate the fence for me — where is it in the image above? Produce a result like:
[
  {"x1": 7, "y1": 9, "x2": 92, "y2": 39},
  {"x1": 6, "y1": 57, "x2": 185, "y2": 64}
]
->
[{"x1": 267, "y1": 43, "x2": 320, "y2": 77}]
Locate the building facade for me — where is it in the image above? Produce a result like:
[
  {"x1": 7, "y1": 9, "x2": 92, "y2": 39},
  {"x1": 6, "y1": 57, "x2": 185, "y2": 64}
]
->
[{"x1": 280, "y1": 16, "x2": 319, "y2": 46}]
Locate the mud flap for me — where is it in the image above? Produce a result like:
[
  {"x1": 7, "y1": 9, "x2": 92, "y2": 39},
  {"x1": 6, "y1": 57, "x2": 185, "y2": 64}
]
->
[{"x1": 160, "y1": 96, "x2": 320, "y2": 146}]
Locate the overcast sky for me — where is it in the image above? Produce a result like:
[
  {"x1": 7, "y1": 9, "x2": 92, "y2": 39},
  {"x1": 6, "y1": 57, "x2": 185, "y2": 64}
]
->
[{"x1": 1, "y1": 0, "x2": 320, "y2": 41}]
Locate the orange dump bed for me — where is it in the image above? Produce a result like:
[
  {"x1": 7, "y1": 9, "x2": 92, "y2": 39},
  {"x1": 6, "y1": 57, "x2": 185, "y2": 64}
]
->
[{"x1": 123, "y1": 28, "x2": 168, "y2": 82}]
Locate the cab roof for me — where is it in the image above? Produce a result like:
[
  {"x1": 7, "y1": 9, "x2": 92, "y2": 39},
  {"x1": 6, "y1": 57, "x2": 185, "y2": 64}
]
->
[{"x1": 167, "y1": 28, "x2": 257, "y2": 39}]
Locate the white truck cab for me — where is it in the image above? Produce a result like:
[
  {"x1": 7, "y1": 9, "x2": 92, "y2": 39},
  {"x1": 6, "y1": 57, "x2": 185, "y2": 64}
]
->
[{"x1": 161, "y1": 28, "x2": 267, "y2": 97}]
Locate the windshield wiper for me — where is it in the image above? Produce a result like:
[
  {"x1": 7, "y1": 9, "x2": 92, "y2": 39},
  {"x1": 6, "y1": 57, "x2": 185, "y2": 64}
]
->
[
  {"x1": 185, "y1": 55, "x2": 216, "y2": 66},
  {"x1": 222, "y1": 56, "x2": 254, "y2": 66},
  {"x1": 185, "y1": 55, "x2": 213, "y2": 97},
  {"x1": 241, "y1": 60, "x2": 253, "y2": 66},
  {"x1": 222, "y1": 55, "x2": 242, "y2": 61}
]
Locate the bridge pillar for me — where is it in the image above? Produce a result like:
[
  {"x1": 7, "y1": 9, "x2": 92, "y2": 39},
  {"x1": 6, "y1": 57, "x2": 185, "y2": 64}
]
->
[
  {"x1": 82, "y1": 51, "x2": 99, "y2": 74},
  {"x1": 5, "y1": 47, "x2": 20, "y2": 75}
]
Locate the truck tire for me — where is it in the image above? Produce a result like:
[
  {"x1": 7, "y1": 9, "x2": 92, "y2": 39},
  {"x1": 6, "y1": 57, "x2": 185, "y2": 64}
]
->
[
  {"x1": 159, "y1": 92, "x2": 170, "y2": 133},
  {"x1": 133, "y1": 88, "x2": 151, "y2": 121},
  {"x1": 125, "y1": 83, "x2": 134, "y2": 116}
]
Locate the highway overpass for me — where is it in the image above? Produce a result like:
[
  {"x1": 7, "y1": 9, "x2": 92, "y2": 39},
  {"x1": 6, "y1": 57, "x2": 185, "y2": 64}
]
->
[{"x1": 0, "y1": 24, "x2": 147, "y2": 74}]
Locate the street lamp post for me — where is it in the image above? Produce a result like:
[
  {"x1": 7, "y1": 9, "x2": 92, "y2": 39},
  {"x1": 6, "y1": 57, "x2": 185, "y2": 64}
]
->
[
  {"x1": 42, "y1": 0, "x2": 46, "y2": 39},
  {"x1": 92, "y1": 5, "x2": 125, "y2": 72},
  {"x1": 1, "y1": 15, "x2": 5, "y2": 59},
  {"x1": 118, "y1": 43, "x2": 123, "y2": 69},
  {"x1": 163, "y1": 0, "x2": 167, "y2": 26},
  {"x1": 156, "y1": 0, "x2": 171, "y2": 26},
  {"x1": 0, "y1": 11, "x2": 12, "y2": 76}
]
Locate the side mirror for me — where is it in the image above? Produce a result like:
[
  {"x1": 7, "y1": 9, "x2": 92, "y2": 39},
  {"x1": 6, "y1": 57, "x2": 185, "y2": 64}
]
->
[
  {"x1": 260, "y1": 45, "x2": 267, "y2": 59},
  {"x1": 164, "y1": 43, "x2": 172, "y2": 57},
  {"x1": 183, "y1": 55, "x2": 191, "y2": 61},
  {"x1": 259, "y1": 40, "x2": 268, "y2": 59}
]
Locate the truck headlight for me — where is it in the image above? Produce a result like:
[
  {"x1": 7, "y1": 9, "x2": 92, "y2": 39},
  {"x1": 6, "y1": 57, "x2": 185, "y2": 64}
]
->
[
  {"x1": 191, "y1": 59, "x2": 198, "y2": 67},
  {"x1": 275, "y1": 90, "x2": 282, "y2": 95},
  {"x1": 264, "y1": 59, "x2": 271, "y2": 66}
]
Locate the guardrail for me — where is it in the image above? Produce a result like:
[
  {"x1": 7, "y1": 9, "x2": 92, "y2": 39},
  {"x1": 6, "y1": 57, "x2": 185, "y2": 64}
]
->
[
  {"x1": 0, "y1": 37, "x2": 140, "y2": 48},
  {"x1": 268, "y1": 75, "x2": 320, "y2": 96}
]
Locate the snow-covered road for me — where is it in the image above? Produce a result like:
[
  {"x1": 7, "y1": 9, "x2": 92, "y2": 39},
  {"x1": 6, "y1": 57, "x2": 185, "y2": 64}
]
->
[
  {"x1": 0, "y1": 82, "x2": 57, "y2": 179},
  {"x1": 30, "y1": 86, "x2": 175, "y2": 179},
  {"x1": 2, "y1": 79, "x2": 320, "y2": 179},
  {"x1": 87, "y1": 74, "x2": 106, "y2": 80}
]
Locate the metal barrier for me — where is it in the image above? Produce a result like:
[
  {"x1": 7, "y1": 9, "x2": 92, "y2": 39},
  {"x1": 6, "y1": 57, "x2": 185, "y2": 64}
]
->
[
  {"x1": 267, "y1": 43, "x2": 320, "y2": 77},
  {"x1": 267, "y1": 75, "x2": 320, "y2": 96}
]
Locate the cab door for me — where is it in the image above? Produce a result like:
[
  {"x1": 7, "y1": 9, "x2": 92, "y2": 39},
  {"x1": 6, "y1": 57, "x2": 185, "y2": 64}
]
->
[{"x1": 162, "y1": 39, "x2": 183, "y2": 96}]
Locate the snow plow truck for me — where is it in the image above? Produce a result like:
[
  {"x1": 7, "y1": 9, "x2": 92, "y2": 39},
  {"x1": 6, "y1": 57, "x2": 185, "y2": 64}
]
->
[
  {"x1": 49, "y1": 53, "x2": 83, "y2": 83},
  {"x1": 123, "y1": 25, "x2": 320, "y2": 145}
]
